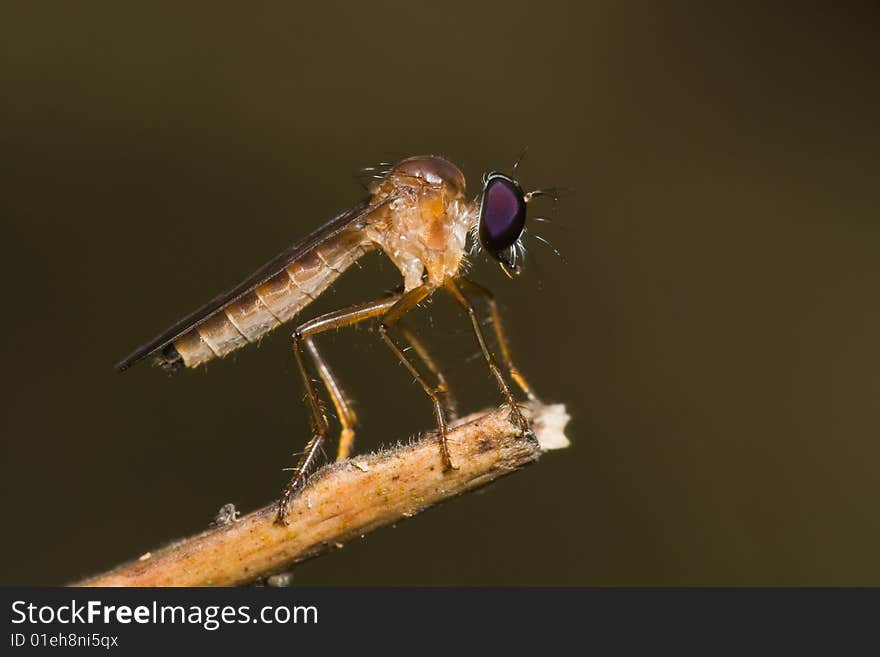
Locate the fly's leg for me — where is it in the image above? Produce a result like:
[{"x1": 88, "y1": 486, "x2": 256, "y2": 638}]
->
[
  {"x1": 303, "y1": 339, "x2": 357, "y2": 462},
  {"x1": 275, "y1": 294, "x2": 401, "y2": 524},
  {"x1": 459, "y1": 277, "x2": 539, "y2": 402},
  {"x1": 397, "y1": 318, "x2": 459, "y2": 420},
  {"x1": 276, "y1": 336, "x2": 329, "y2": 524},
  {"x1": 379, "y1": 286, "x2": 457, "y2": 417},
  {"x1": 444, "y1": 278, "x2": 533, "y2": 439},
  {"x1": 309, "y1": 311, "x2": 456, "y2": 459},
  {"x1": 378, "y1": 285, "x2": 457, "y2": 471}
]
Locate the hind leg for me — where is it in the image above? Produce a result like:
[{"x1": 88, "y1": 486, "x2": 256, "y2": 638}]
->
[{"x1": 275, "y1": 294, "x2": 401, "y2": 524}]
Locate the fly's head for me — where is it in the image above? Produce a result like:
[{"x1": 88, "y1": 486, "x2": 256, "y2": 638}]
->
[
  {"x1": 476, "y1": 171, "x2": 528, "y2": 277},
  {"x1": 475, "y1": 166, "x2": 562, "y2": 278}
]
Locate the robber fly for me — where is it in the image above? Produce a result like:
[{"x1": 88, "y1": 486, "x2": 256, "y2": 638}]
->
[{"x1": 117, "y1": 155, "x2": 555, "y2": 523}]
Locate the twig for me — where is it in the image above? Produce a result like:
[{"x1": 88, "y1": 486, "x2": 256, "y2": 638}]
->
[{"x1": 74, "y1": 403, "x2": 570, "y2": 587}]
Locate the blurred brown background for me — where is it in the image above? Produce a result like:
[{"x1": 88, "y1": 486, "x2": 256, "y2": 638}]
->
[{"x1": 2, "y1": 2, "x2": 878, "y2": 585}]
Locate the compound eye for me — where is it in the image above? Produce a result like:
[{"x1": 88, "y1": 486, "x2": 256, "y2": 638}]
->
[{"x1": 479, "y1": 174, "x2": 526, "y2": 260}]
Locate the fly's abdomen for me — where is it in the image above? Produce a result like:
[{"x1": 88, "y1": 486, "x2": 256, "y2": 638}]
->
[{"x1": 164, "y1": 229, "x2": 372, "y2": 369}]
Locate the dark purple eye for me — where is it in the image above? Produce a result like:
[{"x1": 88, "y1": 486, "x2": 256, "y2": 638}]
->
[{"x1": 479, "y1": 173, "x2": 526, "y2": 266}]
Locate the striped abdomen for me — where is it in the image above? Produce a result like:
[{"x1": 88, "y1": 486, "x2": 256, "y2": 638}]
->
[{"x1": 165, "y1": 228, "x2": 373, "y2": 369}]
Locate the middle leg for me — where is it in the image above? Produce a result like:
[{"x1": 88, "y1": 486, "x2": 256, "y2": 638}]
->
[
  {"x1": 306, "y1": 306, "x2": 457, "y2": 461},
  {"x1": 397, "y1": 318, "x2": 459, "y2": 420},
  {"x1": 378, "y1": 284, "x2": 457, "y2": 470}
]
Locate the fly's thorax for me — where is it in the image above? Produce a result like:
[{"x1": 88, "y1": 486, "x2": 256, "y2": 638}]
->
[{"x1": 369, "y1": 157, "x2": 475, "y2": 289}]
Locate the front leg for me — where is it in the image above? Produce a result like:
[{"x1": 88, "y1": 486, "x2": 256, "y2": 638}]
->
[
  {"x1": 444, "y1": 278, "x2": 533, "y2": 440},
  {"x1": 458, "y1": 276, "x2": 539, "y2": 403}
]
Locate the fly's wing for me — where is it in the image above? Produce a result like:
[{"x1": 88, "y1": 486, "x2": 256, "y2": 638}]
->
[{"x1": 115, "y1": 196, "x2": 390, "y2": 371}]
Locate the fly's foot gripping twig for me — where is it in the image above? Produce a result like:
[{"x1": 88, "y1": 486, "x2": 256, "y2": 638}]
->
[
  {"x1": 432, "y1": 405, "x2": 458, "y2": 472},
  {"x1": 275, "y1": 444, "x2": 321, "y2": 525},
  {"x1": 438, "y1": 429, "x2": 459, "y2": 472},
  {"x1": 274, "y1": 489, "x2": 296, "y2": 526},
  {"x1": 507, "y1": 402, "x2": 537, "y2": 446}
]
